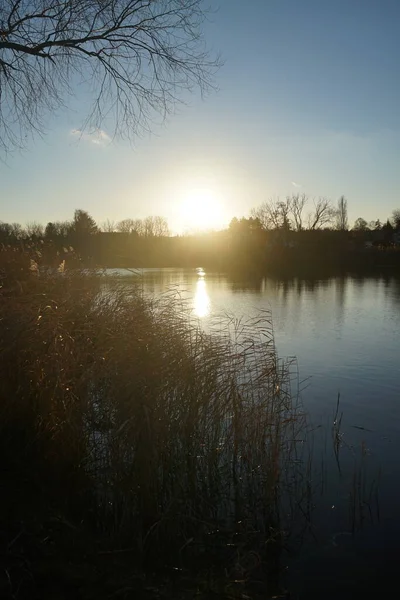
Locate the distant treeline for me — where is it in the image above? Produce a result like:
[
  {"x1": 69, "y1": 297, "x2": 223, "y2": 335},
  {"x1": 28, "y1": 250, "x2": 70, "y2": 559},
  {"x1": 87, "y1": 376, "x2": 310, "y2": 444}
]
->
[{"x1": 1, "y1": 198, "x2": 400, "y2": 276}]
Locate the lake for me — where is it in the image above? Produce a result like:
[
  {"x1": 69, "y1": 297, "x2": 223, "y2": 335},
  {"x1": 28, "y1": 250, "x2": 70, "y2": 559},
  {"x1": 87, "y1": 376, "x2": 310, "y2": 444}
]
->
[
  {"x1": 110, "y1": 268, "x2": 400, "y2": 597},
  {"x1": 123, "y1": 268, "x2": 399, "y2": 429}
]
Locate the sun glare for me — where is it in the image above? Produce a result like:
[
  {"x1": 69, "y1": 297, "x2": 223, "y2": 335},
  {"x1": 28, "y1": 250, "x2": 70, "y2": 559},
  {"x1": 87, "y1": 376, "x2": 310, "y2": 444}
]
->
[{"x1": 180, "y1": 188, "x2": 224, "y2": 232}]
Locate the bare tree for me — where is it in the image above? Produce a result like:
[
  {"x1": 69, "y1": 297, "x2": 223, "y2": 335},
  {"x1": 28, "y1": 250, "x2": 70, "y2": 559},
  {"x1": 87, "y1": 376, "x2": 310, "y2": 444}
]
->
[
  {"x1": 251, "y1": 200, "x2": 277, "y2": 230},
  {"x1": 116, "y1": 218, "x2": 140, "y2": 234},
  {"x1": 0, "y1": 1, "x2": 219, "y2": 153},
  {"x1": 100, "y1": 219, "x2": 116, "y2": 233},
  {"x1": 131, "y1": 219, "x2": 145, "y2": 236},
  {"x1": 116, "y1": 216, "x2": 169, "y2": 236},
  {"x1": 308, "y1": 197, "x2": 336, "y2": 230},
  {"x1": 10, "y1": 222, "x2": 24, "y2": 239},
  {"x1": 26, "y1": 221, "x2": 44, "y2": 237},
  {"x1": 335, "y1": 196, "x2": 349, "y2": 231},
  {"x1": 290, "y1": 193, "x2": 307, "y2": 231},
  {"x1": 143, "y1": 215, "x2": 170, "y2": 237},
  {"x1": 116, "y1": 219, "x2": 132, "y2": 233},
  {"x1": 153, "y1": 215, "x2": 170, "y2": 237},
  {"x1": 0, "y1": 220, "x2": 26, "y2": 239},
  {"x1": 251, "y1": 197, "x2": 292, "y2": 230}
]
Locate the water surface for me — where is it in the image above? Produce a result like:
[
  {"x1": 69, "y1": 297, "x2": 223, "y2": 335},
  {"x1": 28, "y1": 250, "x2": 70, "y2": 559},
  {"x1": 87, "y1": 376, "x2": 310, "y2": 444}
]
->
[{"x1": 129, "y1": 269, "x2": 399, "y2": 431}]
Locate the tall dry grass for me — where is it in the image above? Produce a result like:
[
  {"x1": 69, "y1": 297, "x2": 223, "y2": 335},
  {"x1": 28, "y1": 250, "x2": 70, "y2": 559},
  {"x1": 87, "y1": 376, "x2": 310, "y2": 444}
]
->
[{"x1": 0, "y1": 268, "x2": 311, "y2": 597}]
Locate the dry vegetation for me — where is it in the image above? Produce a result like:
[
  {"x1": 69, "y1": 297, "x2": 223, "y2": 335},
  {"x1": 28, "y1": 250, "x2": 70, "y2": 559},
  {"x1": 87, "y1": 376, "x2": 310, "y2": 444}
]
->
[{"x1": 0, "y1": 251, "x2": 313, "y2": 598}]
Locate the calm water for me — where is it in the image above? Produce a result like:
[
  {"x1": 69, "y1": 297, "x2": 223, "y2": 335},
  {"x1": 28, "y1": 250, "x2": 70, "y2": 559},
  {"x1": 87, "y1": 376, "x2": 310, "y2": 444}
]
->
[
  {"x1": 128, "y1": 268, "x2": 400, "y2": 431},
  {"x1": 111, "y1": 268, "x2": 400, "y2": 596}
]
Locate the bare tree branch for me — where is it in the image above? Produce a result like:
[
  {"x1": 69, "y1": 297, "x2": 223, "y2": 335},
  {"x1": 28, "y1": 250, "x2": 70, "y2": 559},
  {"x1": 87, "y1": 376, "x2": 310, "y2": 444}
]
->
[
  {"x1": 308, "y1": 197, "x2": 336, "y2": 230},
  {"x1": 289, "y1": 193, "x2": 307, "y2": 231},
  {"x1": 25, "y1": 221, "x2": 44, "y2": 237},
  {"x1": 0, "y1": 0, "x2": 220, "y2": 153},
  {"x1": 143, "y1": 214, "x2": 169, "y2": 236},
  {"x1": 100, "y1": 218, "x2": 116, "y2": 232},
  {"x1": 116, "y1": 215, "x2": 169, "y2": 235},
  {"x1": 116, "y1": 217, "x2": 141, "y2": 233},
  {"x1": 251, "y1": 197, "x2": 292, "y2": 230}
]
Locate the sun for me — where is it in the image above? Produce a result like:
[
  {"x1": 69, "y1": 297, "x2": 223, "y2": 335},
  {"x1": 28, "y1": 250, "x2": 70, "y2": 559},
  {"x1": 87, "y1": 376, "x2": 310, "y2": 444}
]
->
[{"x1": 180, "y1": 188, "x2": 224, "y2": 232}]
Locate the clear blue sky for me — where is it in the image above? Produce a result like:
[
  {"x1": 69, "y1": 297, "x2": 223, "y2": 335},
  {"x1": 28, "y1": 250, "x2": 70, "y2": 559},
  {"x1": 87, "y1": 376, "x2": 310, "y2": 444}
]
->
[{"x1": 1, "y1": 0, "x2": 399, "y2": 233}]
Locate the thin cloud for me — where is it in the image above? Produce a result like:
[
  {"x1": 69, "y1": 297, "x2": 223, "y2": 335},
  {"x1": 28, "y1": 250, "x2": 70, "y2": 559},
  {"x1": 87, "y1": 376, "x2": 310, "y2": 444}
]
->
[
  {"x1": 291, "y1": 181, "x2": 302, "y2": 188},
  {"x1": 70, "y1": 128, "x2": 111, "y2": 146}
]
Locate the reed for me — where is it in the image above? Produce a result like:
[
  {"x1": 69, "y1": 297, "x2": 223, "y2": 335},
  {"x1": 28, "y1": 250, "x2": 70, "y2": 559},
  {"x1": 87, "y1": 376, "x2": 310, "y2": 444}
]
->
[{"x1": 0, "y1": 268, "x2": 312, "y2": 597}]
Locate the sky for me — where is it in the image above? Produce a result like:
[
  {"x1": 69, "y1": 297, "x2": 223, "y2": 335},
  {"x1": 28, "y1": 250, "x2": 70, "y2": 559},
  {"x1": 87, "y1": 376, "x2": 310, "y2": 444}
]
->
[{"x1": 1, "y1": 0, "x2": 399, "y2": 234}]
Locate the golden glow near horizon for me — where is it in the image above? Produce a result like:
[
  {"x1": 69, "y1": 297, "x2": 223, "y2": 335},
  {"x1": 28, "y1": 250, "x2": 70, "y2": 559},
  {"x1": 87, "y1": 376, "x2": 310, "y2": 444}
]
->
[
  {"x1": 193, "y1": 271, "x2": 210, "y2": 318},
  {"x1": 179, "y1": 188, "x2": 225, "y2": 232}
]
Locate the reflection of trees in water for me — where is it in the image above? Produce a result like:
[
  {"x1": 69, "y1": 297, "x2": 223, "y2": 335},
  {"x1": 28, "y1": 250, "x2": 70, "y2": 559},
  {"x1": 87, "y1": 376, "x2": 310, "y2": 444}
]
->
[
  {"x1": 272, "y1": 277, "x2": 292, "y2": 302},
  {"x1": 226, "y1": 274, "x2": 264, "y2": 293},
  {"x1": 349, "y1": 275, "x2": 400, "y2": 310},
  {"x1": 237, "y1": 276, "x2": 341, "y2": 334},
  {"x1": 265, "y1": 277, "x2": 346, "y2": 336},
  {"x1": 387, "y1": 276, "x2": 400, "y2": 307},
  {"x1": 301, "y1": 278, "x2": 331, "y2": 294},
  {"x1": 381, "y1": 274, "x2": 393, "y2": 289},
  {"x1": 334, "y1": 276, "x2": 347, "y2": 333},
  {"x1": 270, "y1": 276, "x2": 332, "y2": 297},
  {"x1": 350, "y1": 276, "x2": 367, "y2": 295},
  {"x1": 139, "y1": 268, "x2": 188, "y2": 287}
]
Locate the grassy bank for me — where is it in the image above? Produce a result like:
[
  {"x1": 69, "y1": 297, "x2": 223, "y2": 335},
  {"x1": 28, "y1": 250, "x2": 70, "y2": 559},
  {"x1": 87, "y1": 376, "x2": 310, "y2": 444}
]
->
[{"x1": 0, "y1": 268, "x2": 311, "y2": 599}]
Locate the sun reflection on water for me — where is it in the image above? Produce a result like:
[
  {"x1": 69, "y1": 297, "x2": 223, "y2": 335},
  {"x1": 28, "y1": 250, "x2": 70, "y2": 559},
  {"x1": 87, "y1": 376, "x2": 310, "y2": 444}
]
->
[{"x1": 194, "y1": 273, "x2": 210, "y2": 318}]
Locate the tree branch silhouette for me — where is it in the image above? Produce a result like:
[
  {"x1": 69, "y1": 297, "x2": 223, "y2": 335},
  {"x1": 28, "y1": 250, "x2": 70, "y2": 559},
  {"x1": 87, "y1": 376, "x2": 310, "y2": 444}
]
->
[{"x1": 0, "y1": 0, "x2": 220, "y2": 153}]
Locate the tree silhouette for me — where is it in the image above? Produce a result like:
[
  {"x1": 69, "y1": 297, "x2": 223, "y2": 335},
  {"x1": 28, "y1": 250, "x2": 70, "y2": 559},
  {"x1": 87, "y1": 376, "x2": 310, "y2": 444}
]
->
[
  {"x1": 44, "y1": 222, "x2": 57, "y2": 240},
  {"x1": 382, "y1": 219, "x2": 394, "y2": 239},
  {"x1": 336, "y1": 196, "x2": 349, "y2": 231},
  {"x1": 0, "y1": 221, "x2": 24, "y2": 240},
  {"x1": 116, "y1": 216, "x2": 169, "y2": 236},
  {"x1": 308, "y1": 198, "x2": 336, "y2": 230},
  {"x1": 353, "y1": 218, "x2": 368, "y2": 231},
  {"x1": 251, "y1": 198, "x2": 292, "y2": 230},
  {"x1": 72, "y1": 210, "x2": 98, "y2": 236},
  {"x1": 0, "y1": 0, "x2": 219, "y2": 153},
  {"x1": 142, "y1": 216, "x2": 170, "y2": 237},
  {"x1": 229, "y1": 217, "x2": 263, "y2": 235},
  {"x1": 290, "y1": 193, "x2": 307, "y2": 231},
  {"x1": 100, "y1": 219, "x2": 116, "y2": 233},
  {"x1": 253, "y1": 195, "x2": 337, "y2": 231},
  {"x1": 392, "y1": 209, "x2": 400, "y2": 231},
  {"x1": 26, "y1": 221, "x2": 44, "y2": 238},
  {"x1": 116, "y1": 218, "x2": 144, "y2": 235}
]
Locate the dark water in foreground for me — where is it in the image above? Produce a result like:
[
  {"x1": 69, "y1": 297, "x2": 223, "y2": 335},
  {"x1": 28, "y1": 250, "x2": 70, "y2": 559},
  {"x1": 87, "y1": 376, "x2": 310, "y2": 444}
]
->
[{"x1": 111, "y1": 269, "x2": 400, "y2": 597}]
